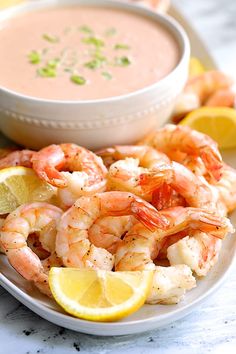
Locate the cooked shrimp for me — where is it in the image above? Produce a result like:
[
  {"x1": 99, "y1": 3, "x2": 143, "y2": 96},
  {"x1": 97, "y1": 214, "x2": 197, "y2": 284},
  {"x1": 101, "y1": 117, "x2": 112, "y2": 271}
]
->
[
  {"x1": 32, "y1": 144, "x2": 107, "y2": 207},
  {"x1": 205, "y1": 88, "x2": 236, "y2": 107},
  {"x1": 167, "y1": 231, "x2": 222, "y2": 277},
  {"x1": 140, "y1": 124, "x2": 223, "y2": 181},
  {"x1": 146, "y1": 265, "x2": 196, "y2": 304},
  {"x1": 115, "y1": 206, "x2": 232, "y2": 303},
  {"x1": 151, "y1": 184, "x2": 186, "y2": 210},
  {"x1": 88, "y1": 216, "x2": 137, "y2": 254},
  {"x1": 212, "y1": 163, "x2": 236, "y2": 213},
  {"x1": 98, "y1": 145, "x2": 170, "y2": 200},
  {"x1": 139, "y1": 161, "x2": 226, "y2": 214},
  {"x1": 173, "y1": 71, "x2": 233, "y2": 119},
  {"x1": 98, "y1": 145, "x2": 170, "y2": 169},
  {"x1": 0, "y1": 149, "x2": 35, "y2": 169},
  {"x1": 0, "y1": 147, "x2": 17, "y2": 159},
  {"x1": 115, "y1": 207, "x2": 231, "y2": 269},
  {"x1": 56, "y1": 191, "x2": 168, "y2": 269},
  {"x1": 0, "y1": 203, "x2": 63, "y2": 296}
]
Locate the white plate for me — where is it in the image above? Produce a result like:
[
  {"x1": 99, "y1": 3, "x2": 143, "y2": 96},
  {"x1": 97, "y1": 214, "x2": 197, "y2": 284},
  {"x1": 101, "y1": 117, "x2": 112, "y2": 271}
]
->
[{"x1": 0, "y1": 5, "x2": 235, "y2": 336}]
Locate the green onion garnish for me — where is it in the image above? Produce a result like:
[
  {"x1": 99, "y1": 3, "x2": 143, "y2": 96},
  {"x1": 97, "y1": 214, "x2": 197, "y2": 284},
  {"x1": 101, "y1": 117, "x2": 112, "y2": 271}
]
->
[
  {"x1": 102, "y1": 72, "x2": 112, "y2": 80},
  {"x1": 28, "y1": 51, "x2": 41, "y2": 64},
  {"x1": 114, "y1": 43, "x2": 130, "y2": 50},
  {"x1": 37, "y1": 67, "x2": 57, "y2": 78},
  {"x1": 70, "y1": 75, "x2": 86, "y2": 85},
  {"x1": 42, "y1": 33, "x2": 60, "y2": 43},
  {"x1": 114, "y1": 56, "x2": 131, "y2": 67},
  {"x1": 85, "y1": 57, "x2": 106, "y2": 70},
  {"x1": 82, "y1": 36, "x2": 104, "y2": 48}
]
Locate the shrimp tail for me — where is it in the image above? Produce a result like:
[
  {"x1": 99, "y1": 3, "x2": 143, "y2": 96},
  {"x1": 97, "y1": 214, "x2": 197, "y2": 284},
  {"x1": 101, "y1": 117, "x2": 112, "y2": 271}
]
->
[
  {"x1": 131, "y1": 199, "x2": 169, "y2": 231},
  {"x1": 201, "y1": 147, "x2": 223, "y2": 182},
  {"x1": 139, "y1": 167, "x2": 172, "y2": 194},
  {"x1": 193, "y1": 211, "x2": 234, "y2": 239}
]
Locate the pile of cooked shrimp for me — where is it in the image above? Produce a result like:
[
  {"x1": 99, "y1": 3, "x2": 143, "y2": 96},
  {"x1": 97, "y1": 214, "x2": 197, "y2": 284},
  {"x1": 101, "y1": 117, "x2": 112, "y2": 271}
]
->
[{"x1": 0, "y1": 123, "x2": 235, "y2": 305}]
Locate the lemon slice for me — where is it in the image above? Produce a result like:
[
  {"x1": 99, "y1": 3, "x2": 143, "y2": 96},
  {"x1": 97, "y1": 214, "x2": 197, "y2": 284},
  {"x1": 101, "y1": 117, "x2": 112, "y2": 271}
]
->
[
  {"x1": 49, "y1": 268, "x2": 153, "y2": 322},
  {"x1": 189, "y1": 57, "x2": 205, "y2": 77},
  {"x1": 0, "y1": 0, "x2": 24, "y2": 9},
  {"x1": 180, "y1": 107, "x2": 236, "y2": 149},
  {"x1": 0, "y1": 166, "x2": 55, "y2": 214}
]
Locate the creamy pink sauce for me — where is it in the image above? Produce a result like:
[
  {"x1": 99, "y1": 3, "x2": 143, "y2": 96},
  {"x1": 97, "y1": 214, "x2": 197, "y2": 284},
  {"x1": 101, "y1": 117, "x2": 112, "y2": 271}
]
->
[{"x1": 0, "y1": 6, "x2": 180, "y2": 100}]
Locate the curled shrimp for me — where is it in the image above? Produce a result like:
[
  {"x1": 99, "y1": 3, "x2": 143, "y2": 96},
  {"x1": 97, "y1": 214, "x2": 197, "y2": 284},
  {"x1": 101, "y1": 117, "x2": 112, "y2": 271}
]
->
[
  {"x1": 167, "y1": 231, "x2": 222, "y2": 277},
  {"x1": 98, "y1": 145, "x2": 170, "y2": 200},
  {"x1": 139, "y1": 161, "x2": 225, "y2": 214},
  {"x1": 0, "y1": 149, "x2": 35, "y2": 169},
  {"x1": 140, "y1": 124, "x2": 223, "y2": 182},
  {"x1": 205, "y1": 88, "x2": 236, "y2": 107},
  {"x1": 56, "y1": 191, "x2": 168, "y2": 269},
  {"x1": 32, "y1": 144, "x2": 108, "y2": 207},
  {"x1": 88, "y1": 215, "x2": 137, "y2": 254},
  {"x1": 0, "y1": 202, "x2": 63, "y2": 296},
  {"x1": 173, "y1": 71, "x2": 233, "y2": 120},
  {"x1": 115, "y1": 206, "x2": 232, "y2": 303},
  {"x1": 211, "y1": 163, "x2": 236, "y2": 213}
]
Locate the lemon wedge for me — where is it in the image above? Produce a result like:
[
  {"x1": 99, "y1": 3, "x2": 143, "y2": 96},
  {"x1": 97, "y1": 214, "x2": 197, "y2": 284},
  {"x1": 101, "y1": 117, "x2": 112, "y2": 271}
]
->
[
  {"x1": 189, "y1": 57, "x2": 205, "y2": 77},
  {"x1": 0, "y1": 166, "x2": 55, "y2": 214},
  {"x1": 49, "y1": 268, "x2": 153, "y2": 322},
  {"x1": 180, "y1": 107, "x2": 236, "y2": 149},
  {"x1": 0, "y1": 0, "x2": 24, "y2": 9}
]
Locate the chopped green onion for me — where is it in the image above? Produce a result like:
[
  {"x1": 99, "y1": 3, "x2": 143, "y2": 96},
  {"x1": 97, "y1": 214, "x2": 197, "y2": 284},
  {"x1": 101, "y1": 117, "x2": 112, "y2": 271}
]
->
[
  {"x1": 28, "y1": 50, "x2": 41, "y2": 64},
  {"x1": 70, "y1": 75, "x2": 86, "y2": 85},
  {"x1": 37, "y1": 67, "x2": 57, "y2": 78},
  {"x1": 85, "y1": 57, "x2": 106, "y2": 70},
  {"x1": 114, "y1": 56, "x2": 131, "y2": 67},
  {"x1": 79, "y1": 25, "x2": 93, "y2": 34},
  {"x1": 47, "y1": 58, "x2": 60, "y2": 69},
  {"x1": 82, "y1": 36, "x2": 104, "y2": 48},
  {"x1": 105, "y1": 27, "x2": 117, "y2": 37},
  {"x1": 102, "y1": 72, "x2": 112, "y2": 80},
  {"x1": 114, "y1": 43, "x2": 130, "y2": 50},
  {"x1": 42, "y1": 33, "x2": 60, "y2": 43}
]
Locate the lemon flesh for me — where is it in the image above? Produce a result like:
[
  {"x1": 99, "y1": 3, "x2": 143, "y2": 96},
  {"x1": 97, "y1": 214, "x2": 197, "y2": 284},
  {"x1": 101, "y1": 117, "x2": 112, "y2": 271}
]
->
[
  {"x1": 189, "y1": 57, "x2": 205, "y2": 78},
  {"x1": 49, "y1": 268, "x2": 153, "y2": 322},
  {"x1": 0, "y1": 167, "x2": 55, "y2": 214},
  {"x1": 180, "y1": 107, "x2": 236, "y2": 149}
]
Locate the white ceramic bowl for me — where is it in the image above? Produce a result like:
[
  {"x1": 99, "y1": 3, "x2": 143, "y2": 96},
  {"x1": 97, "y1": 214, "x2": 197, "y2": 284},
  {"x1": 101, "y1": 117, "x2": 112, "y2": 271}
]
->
[{"x1": 0, "y1": 0, "x2": 190, "y2": 150}]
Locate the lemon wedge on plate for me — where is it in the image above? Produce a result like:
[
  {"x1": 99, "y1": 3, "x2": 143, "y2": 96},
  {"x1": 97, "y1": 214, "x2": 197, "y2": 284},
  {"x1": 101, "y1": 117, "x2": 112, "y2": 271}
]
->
[
  {"x1": 0, "y1": 166, "x2": 55, "y2": 214},
  {"x1": 189, "y1": 57, "x2": 205, "y2": 77},
  {"x1": 0, "y1": 0, "x2": 24, "y2": 9},
  {"x1": 180, "y1": 107, "x2": 236, "y2": 149},
  {"x1": 49, "y1": 268, "x2": 153, "y2": 322}
]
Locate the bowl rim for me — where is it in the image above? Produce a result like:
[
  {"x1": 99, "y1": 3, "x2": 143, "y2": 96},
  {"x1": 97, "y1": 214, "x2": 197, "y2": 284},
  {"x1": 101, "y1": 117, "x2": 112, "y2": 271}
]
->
[{"x1": 0, "y1": 0, "x2": 190, "y2": 105}]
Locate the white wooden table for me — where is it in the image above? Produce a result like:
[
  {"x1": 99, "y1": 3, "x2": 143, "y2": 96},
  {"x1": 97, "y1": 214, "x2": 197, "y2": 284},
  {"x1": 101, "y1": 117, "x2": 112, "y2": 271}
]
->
[{"x1": 0, "y1": 0, "x2": 236, "y2": 353}]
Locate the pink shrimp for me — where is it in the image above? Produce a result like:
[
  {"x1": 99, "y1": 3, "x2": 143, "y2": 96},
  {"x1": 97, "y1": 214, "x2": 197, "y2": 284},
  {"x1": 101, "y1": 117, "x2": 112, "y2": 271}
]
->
[
  {"x1": 0, "y1": 149, "x2": 35, "y2": 169},
  {"x1": 167, "y1": 231, "x2": 223, "y2": 277},
  {"x1": 139, "y1": 124, "x2": 223, "y2": 181},
  {"x1": 31, "y1": 144, "x2": 108, "y2": 208},
  {"x1": 56, "y1": 191, "x2": 168, "y2": 269},
  {"x1": 0, "y1": 202, "x2": 63, "y2": 296},
  {"x1": 205, "y1": 88, "x2": 236, "y2": 107},
  {"x1": 115, "y1": 206, "x2": 232, "y2": 304},
  {"x1": 88, "y1": 215, "x2": 137, "y2": 254},
  {"x1": 173, "y1": 71, "x2": 233, "y2": 120},
  {"x1": 139, "y1": 161, "x2": 225, "y2": 214}
]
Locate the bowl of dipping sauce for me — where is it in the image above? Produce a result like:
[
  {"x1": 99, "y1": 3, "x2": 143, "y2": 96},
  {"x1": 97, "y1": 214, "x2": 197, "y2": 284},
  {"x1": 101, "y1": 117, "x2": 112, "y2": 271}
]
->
[{"x1": 0, "y1": 0, "x2": 190, "y2": 149}]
